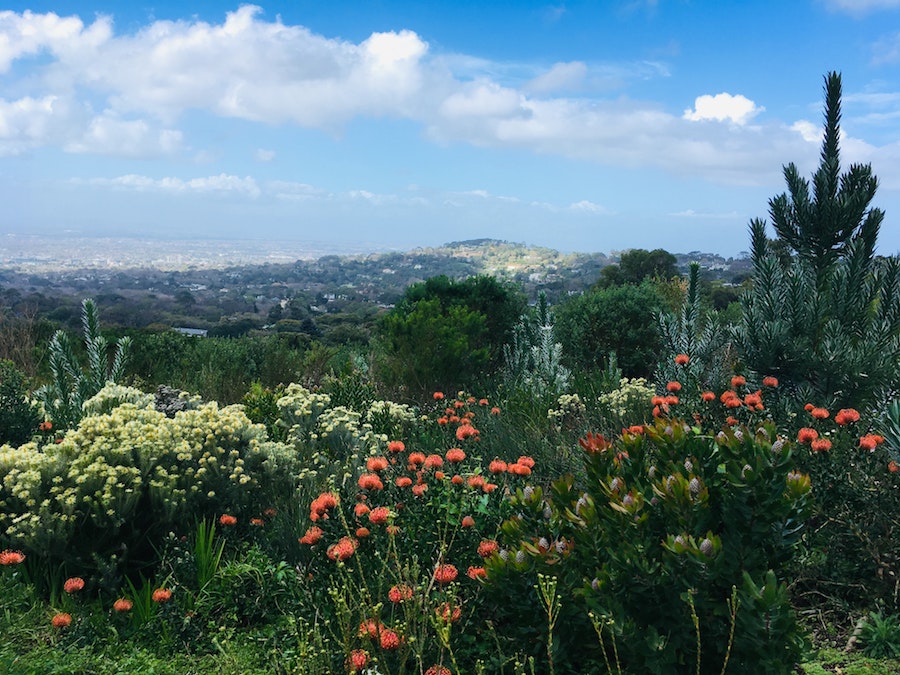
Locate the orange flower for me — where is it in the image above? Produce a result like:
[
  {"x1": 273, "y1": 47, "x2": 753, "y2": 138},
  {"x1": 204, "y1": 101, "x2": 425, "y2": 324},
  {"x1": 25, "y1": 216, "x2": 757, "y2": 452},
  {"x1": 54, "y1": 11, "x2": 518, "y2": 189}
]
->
[
  {"x1": 664, "y1": 395, "x2": 679, "y2": 406},
  {"x1": 219, "y1": 514, "x2": 237, "y2": 526},
  {"x1": 359, "y1": 618, "x2": 381, "y2": 638},
  {"x1": 356, "y1": 527, "x2": 370, "y2": 538},
  {"x1": 309, "y1": 492, "x2": 339, "y2": 520},
  {"x1": 446, "y1": 448, "x2": 466, "y2": 463},
  {"x1": 386, "y1": 525, "x2": 400, "y2": 536},
  {"x1": 859, "y1": 434, "x2": 885, "y2": 451},
  {"x1": 454, "y1": 400, "x2": 465, "y2": 409},
  {"x1": 483, "y1": 483, "x2": 498, "y2": 493},
  {"x1": 51, "y1": 613, "x2": 72, "y2": 628},
  {"x1": 64, "y1": 577, "x2": 85, "y2": 594},
  {"x1": 354, "y1": 503, "x2": 371, "y2": 518},
  {"x1": 433, "y1": 564, "x2": 458, "y2": 584},
  {"x1": 666, "y1": 381, "x2": 682, "y2": 393},
  {"x1": 367, "y1": 456, "x2": 389, "y2": 472},
  {"x1": 412, "y1": 483, "x2": 428, "y2": 497},
  {"x1": 797, "y1": 428, "x2": 819, "y2": 444},
  {"x1": 451, "y1": 474, "x2": 464, "y2": 485},
  {"x1": 39, "y1": 420, "x2": 53, "y2": 432},
  {"x1": 395, "y1": 476, "x2": 413, "y2": 488},
  {"x1": 358, "y1": 473, "x2": 385, "y2": 491},
  {"x1": 579, "y1": 432, "x2": 610, "y2": 453},
  {"x1": 436, "y1": 601, "x2": 462, "y2": 623},
  {"x1": 299, "y1": 525, "x2": 324, "y2": 545},
  {"x1": 490, "y1": 406, "x2": 501, "y2": 415},
  {"x1": 731, "y1": 375, "x2": 746, "y2": 388},
  {"x1": 517, "y1": 456, "x2": 535, "y2": 468},
  {"x1": 834, "y1": 408, "x2": 861, "y2": 425},
  {"x1": 467, "y1": 565, "x2": 487, "y2": 580},
  {"x1": 437, "y1": 417, "x2": 449, "y2": 425},
  {"x1": 368, "y1": 506, "x2": 391, "y2": 525},
  {"x1": 889, "y1": 461, "x2": 899, "y2": 473},
  {"x1": 380, "y1": 628, "x2": 402, "y2": 650},
  {"x1": 408, "y1": 452, "x2": 426, "y2": 465},
  {"x1": 461, "y1": 515, "x2": 475, "y2": 527},
  {"x1": 479, "y1": 398, "x2": 489, "y2": 406},
  {"x1": 701, "y1": 391, "x2": 716, "y2": 402},
  {"x1": 387, "y1": 440, "x2": 406, "y2": 453},
  {"x1": 426, "y1": 666, "x2": 453, "y2": 675},
  {"x1": 743, "y1": 392, "x2": 762, "y2": 408},
  {"x1": 810, "y1": 407, "x2": 830, "y2": 420},
  {"x1": 113, "y1": 598, "x2": 133, "y2": 612},
  {"x1": 326, "y1": 537, "x2": 358, "y2": 562},
  {"x1": 720, "y1": 391, "x2": 738, "y2": 404},
  {"x1": 489, "y1": 459, "x2": 508, "y2": 473},
  {"x1": 724, "y1": 397, "x2": 742, "y2": 409},
  {"x1": 726, "y1": 416, "x2": 739, "y2": 426},
  {"x1": 804, "y1": 403, "x2": 814, "y2": 411},
  {"x1": 467, "y1": 475, "x2": 486, "y2": 490},
  {"x1": 508, "y1": 462, "x2": 532, "y2": 476},
  {"x1": 152, "y1": 588, "x2": 172, "y2": 603},
  {"x1": 0, "y1": 550, "x2": 25, "y2": 565},
  {"x1": 349, "y1": 649, "x2": 369, "y2": 672},
  {"x1": 477, "y1": 540, "x2": 499, "y2": 557},
  {"x1": 433, "y1": 392, "x2": 445, "y2": 400},
  {"x1": 674, "y1": 353, "x2": 690, "y2": 365},
  {"x1": 434, "y1": 471, "x2": 445, "y2": 480},
  {"x1": 762, "y1": 376, "x2": 779, "y2": 388},
  {"x1": 811, "y1": 438, "x2": 832, "y2": 452},
  {"x1": 424, "y1": 454, "x2": 443, "y2": 468},
  {"x1": 456, "y1": 425, "x2": 479, "y2": 441},
  {"x1": 388, "y1": 584, "x2": 414, "y2": 603},
  {"x1": 250, "y1": 517, "x2": 264, "y2": 527}
]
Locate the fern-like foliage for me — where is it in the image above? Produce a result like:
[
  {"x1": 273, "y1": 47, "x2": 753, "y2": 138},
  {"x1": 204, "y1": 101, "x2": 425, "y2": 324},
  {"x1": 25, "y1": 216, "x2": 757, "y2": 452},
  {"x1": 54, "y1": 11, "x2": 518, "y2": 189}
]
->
[{"x1": 502, "y1": 292, "x2": 570, "y2": 398}]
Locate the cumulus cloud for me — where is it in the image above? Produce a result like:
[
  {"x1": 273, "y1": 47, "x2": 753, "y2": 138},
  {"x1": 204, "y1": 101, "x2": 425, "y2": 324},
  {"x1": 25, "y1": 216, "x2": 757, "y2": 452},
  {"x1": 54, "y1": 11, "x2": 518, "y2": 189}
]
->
[
  {"x1": 683, "y1": 93, "x2": 764, "y2": 124},
  {"x1": 65, "y1": 115, "x2": 182, "y2": 156}
]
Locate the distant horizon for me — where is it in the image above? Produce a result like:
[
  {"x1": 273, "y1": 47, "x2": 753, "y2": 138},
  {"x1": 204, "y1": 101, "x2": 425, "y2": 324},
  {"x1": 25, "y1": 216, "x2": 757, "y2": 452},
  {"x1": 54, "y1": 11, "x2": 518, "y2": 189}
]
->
[{"x1": 2, "y1": 2, "x2": 899, "y2": 257}]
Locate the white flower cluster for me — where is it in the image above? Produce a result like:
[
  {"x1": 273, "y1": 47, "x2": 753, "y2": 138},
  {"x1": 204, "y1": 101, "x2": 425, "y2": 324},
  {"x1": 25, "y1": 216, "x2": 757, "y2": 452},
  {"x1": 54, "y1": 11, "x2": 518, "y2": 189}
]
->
[
  {"x1": 81, "y1": 383, "x2": 155, "y2": 417},
  {"x1": 367, "y1": 399, "x2": 417, "y2": 426},
  {"x1": 598, "y1": 377, "x2": 654, "y2": 421},
  {"x1": 547, "y1": 393, "x2": 586, "y2": 421},
  {"x1": 0, "y1": 385, "x2": 296, "y2": 554}
]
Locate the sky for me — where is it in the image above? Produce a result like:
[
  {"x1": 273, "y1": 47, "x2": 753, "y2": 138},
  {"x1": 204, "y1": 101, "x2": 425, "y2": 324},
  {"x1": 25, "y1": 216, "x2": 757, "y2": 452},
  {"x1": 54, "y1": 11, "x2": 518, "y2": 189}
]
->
[{"x1": 2, "y1": 1, "x2": 900, "y2": 257}]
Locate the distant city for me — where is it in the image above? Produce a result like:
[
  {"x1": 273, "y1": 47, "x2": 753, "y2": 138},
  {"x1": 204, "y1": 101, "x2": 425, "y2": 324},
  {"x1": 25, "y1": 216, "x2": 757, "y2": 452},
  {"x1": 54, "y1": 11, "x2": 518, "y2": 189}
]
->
[{"x1": 0, "y1": 234, "x2": 398, "y2": 273}]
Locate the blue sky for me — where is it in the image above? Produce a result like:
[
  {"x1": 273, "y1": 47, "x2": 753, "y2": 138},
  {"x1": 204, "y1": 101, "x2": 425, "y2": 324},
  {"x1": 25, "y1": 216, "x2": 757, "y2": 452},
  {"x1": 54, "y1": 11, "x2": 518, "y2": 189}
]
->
[{"x1": 2, "y1": 1, "x2": 900, "y2": 256}]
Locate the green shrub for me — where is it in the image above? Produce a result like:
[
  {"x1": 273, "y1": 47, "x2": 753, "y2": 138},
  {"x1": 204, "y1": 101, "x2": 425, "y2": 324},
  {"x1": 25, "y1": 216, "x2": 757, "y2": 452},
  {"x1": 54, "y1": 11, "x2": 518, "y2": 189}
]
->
[{"x1": 0, "y1": 359, "x2": 42, "y2": 447}]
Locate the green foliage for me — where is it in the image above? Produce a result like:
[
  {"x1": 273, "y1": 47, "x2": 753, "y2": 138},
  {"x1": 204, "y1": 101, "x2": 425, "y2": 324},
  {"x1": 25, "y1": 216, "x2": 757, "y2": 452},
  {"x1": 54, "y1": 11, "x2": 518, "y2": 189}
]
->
[
  {"x1": 373, "y1": 275, "x2": 525, "y2": 399},
  {"x1": 857, "y1": 611, "x2": 900, "y2": 659},
  {"x1": 0, "y1": 359, "x2": 42, "y2": 446},
  {"x1": 597, "y1": 248, "x2": 678, "y2": 288},
  {"x1": 34, "y1": 298, "x2": 132, "y2": 431},
  {"x1": 555, "y1": 282, "x2": 663, "y2": 378},
  {"x1": 502, "y1": 292, "x2": 571, "y2": 398},
  {"x1": 734, "y1": 72, "x2": 900, "y2": 412},
  {"x1": 487, "y1": 415, "x2": 811, "y2": 673}
]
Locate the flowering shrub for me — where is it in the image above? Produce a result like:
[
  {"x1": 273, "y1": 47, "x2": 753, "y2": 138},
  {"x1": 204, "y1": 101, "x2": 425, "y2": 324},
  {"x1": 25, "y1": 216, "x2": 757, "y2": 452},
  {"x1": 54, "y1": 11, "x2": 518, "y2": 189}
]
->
[
  {"x1": 486, "y1": 407, "x2": 812, "y2": 672},
  {"x1": 596, "y1": 377, "x2": 654, "y2": 430},
  {"x1": 0, "y1": 384, "x2": 298, "y2": 585}
]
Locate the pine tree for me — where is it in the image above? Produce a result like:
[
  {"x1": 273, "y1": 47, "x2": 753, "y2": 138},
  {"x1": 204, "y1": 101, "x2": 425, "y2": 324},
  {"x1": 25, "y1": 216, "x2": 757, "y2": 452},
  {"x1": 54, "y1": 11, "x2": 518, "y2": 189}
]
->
[{"x1": 734, "y1": 72, "x2": 900, "y2": 411}]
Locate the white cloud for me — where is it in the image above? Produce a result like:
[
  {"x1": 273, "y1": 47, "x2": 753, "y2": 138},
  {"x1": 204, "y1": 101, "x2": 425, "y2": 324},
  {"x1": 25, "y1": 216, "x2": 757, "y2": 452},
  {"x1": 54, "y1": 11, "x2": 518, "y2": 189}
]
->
[
  {"x1": 65, "y1": 115, "x2": 182, "y2": 156},
  {"x1": 85, "y1": 173, "x2": 260, "y2": 197},
  {"x1": 569, "y1": 200, "x2": 611, "y2": 214},
  {"x1": 255, "y1": 148, "x2": 275, "y2": 162},
  {"x1": 872, "y1": 31, "x2": 900, "y2": 64},
  {"x1": 683, "y1": 93, "x2": 764, "y2": 125},
  {"x1": 669, "y1": 209, "x2": 743, "y2": 219},
  {"x1": 525, "y1": 61, "x2": 588, "y2": 94},
  {"x1": 824, "y1": 0, "x2": 900, "y2": 14}
]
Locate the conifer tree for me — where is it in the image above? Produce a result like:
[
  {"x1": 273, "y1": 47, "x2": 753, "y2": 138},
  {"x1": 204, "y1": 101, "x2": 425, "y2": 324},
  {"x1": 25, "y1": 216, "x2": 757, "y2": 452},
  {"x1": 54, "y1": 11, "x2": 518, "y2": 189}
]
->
[{"x1": 734, "y1": 72, "x2": 900, "y2": 411}]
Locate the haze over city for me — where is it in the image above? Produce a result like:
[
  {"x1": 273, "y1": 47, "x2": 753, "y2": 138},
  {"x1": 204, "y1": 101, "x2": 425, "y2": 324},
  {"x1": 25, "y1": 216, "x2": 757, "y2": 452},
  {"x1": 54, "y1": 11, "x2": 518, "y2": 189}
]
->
[{"x1": 2, "y1": 0, "x2": 900, "y2": 258}]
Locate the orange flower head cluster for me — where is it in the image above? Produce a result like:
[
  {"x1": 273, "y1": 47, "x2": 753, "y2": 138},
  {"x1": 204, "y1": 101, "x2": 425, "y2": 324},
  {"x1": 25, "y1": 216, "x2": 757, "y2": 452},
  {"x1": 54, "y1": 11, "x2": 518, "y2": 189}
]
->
[
  {"x1": 797, "y1": 428, "x2": 819, "y2": 444},
  {"x1": 446, "y1": 448, "x2": 466, "y2": 463},
  {"x1": 299, "y1": 525, "x2": 324, "y2": 545},
  {"x1": 461, "y1": 515, "x2": 475, "y2": 527},
  {"x1": 424, "y1": 454, "x2": 443, "y2": 468},
  {"x1": 508, "y1": 462, "x2": 532, "y2": 476},
  {"x1": 811, "y1": 438, "x2": 832, "y2": 452},
  {"x1": 387, "y1": 440, "x2": 406, "y2": 453},
  {"x1": 0, "y1": 549, "x2": 25, "y2": 565},
  {"x1": 483, "y1": 482, "x2": 498, "y2": 493},
  {"x1": 64, "y1": 577, "x2": 85, "y2": 593},
  {"x1": 467, "y1": 565, "x2": 487, "y2": 580},
  {"x1": 39, "y1": 420, "x2": 53, "y2": 432},
  {"x1": 810, "y1": 407, "x2": 830, "y2": 420},
  {"x1": 434, "y1": 470, "x2": 446, "y2": 480},
  {"x1": 666, "y1": 381, "x2": 682, "y2": 393},
  {"x1": 380, "y1": 628, "x2": 402, "y2": 650},
  {"x1": 889, "y1": 461, "x2": 899, "y2": 473},
  {"x1": 731, "y1": 375, "x2": 747, "y2": 388},
  {"x1": 479, "y1": 398, "x2": 489, "y2": 406},
  {"x1": 395, "y1": 476, "x2": 413, "y2": 488},
  {"x1": 518, "y1": 456, "x2": 535, "y2": 468},
  {"x1": 491, "y1": 406, "x2": 501, "y2": 415},
  {"x1": 478, "y1": 540, "x2": 499, "y2": 558},
  {"x1": 366, "y1": 456, "x2": 389, "y2": 472},
  {"x1": 451, "y1": 474, "x2": 464, "y2": 485},
  {"x1": 674, "y1": 353, "x2": 690, "y2": 365},
  {"x1": 358, "y1": 473, "x2": 384, "y2": 491},
  {"x1": 369, "y1": 506, "x2": 391, "y2": 525},
  {"x1": 701, "y1": 391, "x2": 716, "y2": 402},
  {"x1": 724, "y1": 397, "x2": 742, "y2": 409},
  {"x1": 433, "y1": 564, "x2": 458, "y2": 584},
  {"x1": 152, "y1": 588, "x2": 172, "y2": 603},
  {"x1": 665, "y1": 395, "x2": 679, "y2": 406},
  {"x1": 433, "y1": 392, "x2": 445, "y2": 400},
  {"x1": 250, "y1": 517, "x2": 264, "y2": 527},
  {"x1": 388, "y1": 584, "x2": 414, "y2": 603},
  {"x1": 436, "y1": 601, "x2": 462, "y2": 623},
  {"x1": 426, "y1": 666, "x2": 453, "y2": 675},
  {"x1": 835, "y1": 408, "x2": 861, "y2": 425},
  {"x1": 489, "y1": 459, "x2": 508, "y2": 473},
  {"x1": 354, "y1": 502, "x2": 371, "y2": 518},
  {"x1": 408, "y1": 452, "x2": 426, "y2": 466},
  {"x1": 51, "y1": 612, "x2": 72, "y2": 628},
  {"x1": 356, "y1": 527, "x2": 370, "y2": 538},
  {"x1": 219, "y1": 514, "x2": 237, "y2": 526},
  {"x1": 309, "y1": 492, "x2": 338, "y2": 521},
  {"x1": 349, "y1": 649, "x2": 369, "y2": 672},
  {"x1": 412, "y1": 483, "x2": 428, "y2": 497},
  {"x1": 113, "y1": 598, "x2": 133, "y2": 612},
  {"x1": 326, "y1": 536, "x2": 358, "y2": 562},
  {"x1": 359, "y1": 618, "x2": 381, "y2": 639},
  {"x1": 859, "y1": 434, "x2": 885, "y2": 451},
  {"x1": 456, "y1": 425, "x2": 479, "y2": 441},
  {"x1": 744, "y1": 392, "x2": 764, "y2": 410},
  {"x1": 579, "y1": 432, "x2": 610, "y2": 453},
  {"x1": 762, "y1": 376, "x2": 779, "y2": 388}
]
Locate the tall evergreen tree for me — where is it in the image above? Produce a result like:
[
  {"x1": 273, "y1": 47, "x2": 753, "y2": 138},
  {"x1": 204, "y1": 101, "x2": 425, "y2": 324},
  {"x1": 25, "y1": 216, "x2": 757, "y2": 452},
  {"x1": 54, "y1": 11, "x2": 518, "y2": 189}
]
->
[{"x1": 734, "y1": 72, "x2": 900, "y2": 411}]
